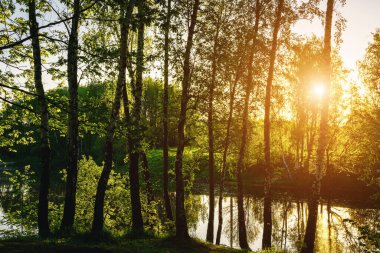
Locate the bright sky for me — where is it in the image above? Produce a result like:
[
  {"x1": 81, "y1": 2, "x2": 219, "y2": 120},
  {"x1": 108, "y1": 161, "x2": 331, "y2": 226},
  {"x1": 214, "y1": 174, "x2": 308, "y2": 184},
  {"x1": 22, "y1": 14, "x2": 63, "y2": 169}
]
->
[{"x1": 293, "y1": 0, "x2": 380, "y2": 70}]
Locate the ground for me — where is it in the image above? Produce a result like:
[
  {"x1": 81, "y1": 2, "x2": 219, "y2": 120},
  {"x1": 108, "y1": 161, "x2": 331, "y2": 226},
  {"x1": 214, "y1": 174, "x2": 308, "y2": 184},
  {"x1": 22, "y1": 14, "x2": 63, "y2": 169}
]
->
[{"x1": 0, "y1": 237, "x2": 256, "y2": 253}]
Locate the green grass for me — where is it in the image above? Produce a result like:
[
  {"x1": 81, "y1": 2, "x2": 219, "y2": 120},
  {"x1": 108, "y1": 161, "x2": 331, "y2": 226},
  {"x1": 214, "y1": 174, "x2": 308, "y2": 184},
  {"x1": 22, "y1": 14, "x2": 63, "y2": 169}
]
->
[
  {"x1": 0, "y1": 236, "x2": 254, "y2": 253},
  {"x1": 146, "y1": 148, "x2": 177, "y2": 178}
]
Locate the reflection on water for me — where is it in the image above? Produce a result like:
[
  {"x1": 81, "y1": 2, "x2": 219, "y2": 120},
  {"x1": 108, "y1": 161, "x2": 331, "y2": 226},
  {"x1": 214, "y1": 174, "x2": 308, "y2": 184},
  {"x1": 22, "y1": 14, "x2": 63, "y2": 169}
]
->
[
  {"x1": 0, "y1": 207, "x2": 8, "y2": 231},
  {"x1": 0, "y1": 176, "x2": 378, "y2": 253},
  {"x1": 188, "y1": 194, "x2": 375, "y2": 253}
]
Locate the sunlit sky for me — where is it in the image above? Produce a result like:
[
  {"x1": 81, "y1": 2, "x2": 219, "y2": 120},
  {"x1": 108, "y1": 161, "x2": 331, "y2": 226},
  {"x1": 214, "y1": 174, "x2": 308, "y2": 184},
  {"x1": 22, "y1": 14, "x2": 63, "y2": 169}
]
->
[{"x1": 293, "y1": 0, "x2": 380, "y2": 71}]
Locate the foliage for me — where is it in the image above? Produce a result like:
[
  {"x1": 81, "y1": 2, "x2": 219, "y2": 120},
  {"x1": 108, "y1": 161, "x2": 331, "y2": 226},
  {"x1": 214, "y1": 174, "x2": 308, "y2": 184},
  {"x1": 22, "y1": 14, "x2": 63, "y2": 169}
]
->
[
  {"x1": 0, "y1": 165, "x2": 37, "y2": 237},
  {"x1": 65, "y1": 156, "x2": 132, "y2": 235},
  {"x1": 359, "y1": 29, "x2": 380, "y2": 103},
  {"x1": 344, "y1": 217, "x2": 380, "y2": 253}
]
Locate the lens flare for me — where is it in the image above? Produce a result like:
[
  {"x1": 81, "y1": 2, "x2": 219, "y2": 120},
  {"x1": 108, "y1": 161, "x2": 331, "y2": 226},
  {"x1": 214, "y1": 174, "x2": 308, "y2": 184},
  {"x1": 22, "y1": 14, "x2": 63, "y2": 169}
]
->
[{"x1": 312, "y1": 82, "x2": 325, "y2": 98}]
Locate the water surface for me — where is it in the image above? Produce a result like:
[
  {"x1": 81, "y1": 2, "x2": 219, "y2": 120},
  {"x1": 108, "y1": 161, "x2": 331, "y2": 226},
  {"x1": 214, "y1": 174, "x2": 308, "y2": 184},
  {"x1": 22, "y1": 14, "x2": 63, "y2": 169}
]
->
[{"x1": 186, "y1": 194, "x2": 377, "y2": 253}]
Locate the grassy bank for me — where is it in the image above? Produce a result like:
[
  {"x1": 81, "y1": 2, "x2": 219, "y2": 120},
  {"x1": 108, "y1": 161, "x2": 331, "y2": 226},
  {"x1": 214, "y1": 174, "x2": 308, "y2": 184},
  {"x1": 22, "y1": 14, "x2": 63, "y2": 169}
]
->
[{"x1": 0, "y1": 236, "x2": 277, "y2": 253}]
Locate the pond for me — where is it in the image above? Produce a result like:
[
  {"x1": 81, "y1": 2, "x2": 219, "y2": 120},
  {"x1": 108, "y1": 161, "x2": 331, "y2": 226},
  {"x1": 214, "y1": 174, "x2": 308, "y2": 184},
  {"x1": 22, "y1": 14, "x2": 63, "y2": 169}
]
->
[
  {"x1": 0, "y1": 170, "x2": 378, "y2": 253},
  {"x1": 186, "y1": 194, "x2": 379, "y2": 252}
]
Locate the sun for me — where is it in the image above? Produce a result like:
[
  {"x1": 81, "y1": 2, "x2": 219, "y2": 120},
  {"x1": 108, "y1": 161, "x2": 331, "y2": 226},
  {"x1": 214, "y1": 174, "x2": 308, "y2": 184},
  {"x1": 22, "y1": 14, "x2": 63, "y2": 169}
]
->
[{"x1": 311, "y1": 82, "x2": 326, "y2": 98}]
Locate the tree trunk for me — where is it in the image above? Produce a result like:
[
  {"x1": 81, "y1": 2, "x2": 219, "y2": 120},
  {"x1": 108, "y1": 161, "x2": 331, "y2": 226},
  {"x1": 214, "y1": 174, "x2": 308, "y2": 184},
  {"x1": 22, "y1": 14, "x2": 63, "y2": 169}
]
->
[
  {"x1": 141, "y1": 152, "x2": 154, "y2": 204},
  {"x1": 327, "y1": 199, "x2": 332, "y2": 253},
  {"x1": 163, "y1": 0, "x2": 174, "y2": 221},
  {"x1": 206, "y1": 20, "x2": 221, "y2": 244},
  {"x1": 175, "y1": 0, "x2": 200, "y2": 239},
  {"x1": 304, "y1": 109, "x2": 317, "y2": 173},
  {"x1": 216, "y1": 57, "x2": 241, "y2": 245},
  {"x1": 230, "y1": 196, "x2": 233, "y2": 247},
  {"x1": 141, "y1": 151, "x2": 155, "y2": 230},
  {"x1": 262, "y1": 0, "x2": 284, "y2": 248},
  {"x1": 92, "y1": 2, "x2": 132, "y2": 233},
  {"x1": 61, "y1": 0, "x2": 81, "y2": 233},
  {"x1": 301, "y1": 197, "x2": 318, "y2": 253},
  {"x1": 235, "y1": 0, "x2": 260, "y2": 249},
  {"x1": 301, "y1": 0, "x2": 333, "y2": 252},
  {"x1": 129, "y1": 0, "x2": 145, "y2": 234},
  {"x1": 28, "y1": 0, "x2": 51, "y2": 238},
  {"x1": 297, "y1": 201, "x2": 301, "y2": 242}
]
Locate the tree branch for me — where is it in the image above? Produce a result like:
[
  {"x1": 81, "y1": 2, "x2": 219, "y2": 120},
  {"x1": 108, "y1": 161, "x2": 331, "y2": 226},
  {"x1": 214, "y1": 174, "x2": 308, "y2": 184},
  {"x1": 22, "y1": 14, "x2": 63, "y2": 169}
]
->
[
  {"x1": 0, "y1": 96, "x2": 37, "y2": 114},
  {"x1": 0, "y1": 0, "x2": 99, "y2": 51}
]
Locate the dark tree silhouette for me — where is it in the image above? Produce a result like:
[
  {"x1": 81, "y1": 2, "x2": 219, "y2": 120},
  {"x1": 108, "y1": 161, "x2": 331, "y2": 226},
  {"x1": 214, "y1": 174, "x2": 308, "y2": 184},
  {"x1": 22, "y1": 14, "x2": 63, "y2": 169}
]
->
[
  {"x1": 92, "y1": 1, "x2": 134, "y2": 233},
  {"x1": 175, "y1": 0, "x2": 200, "y2": 239},
  {"x1": 163, "y1": 0, "x2": 174, "y2": 221},
  {"x1": 61, "y1": 0, "x2": 81, "y2": 233},
  {"x1": 28, "y1": 0, "x2": 52, "y2": 238},
  {"x1": 262, "y1": 0, "x2": 284, "y2": 248},
  {"x1": 301, "y1": 0, "x2": 334, "y2": 252},
  {"x1": 236, "y1": 0, "x2": 261, "y2": 249},
  {"x1": 128, "y1": 0, "x2": 146, "y2": 234}
]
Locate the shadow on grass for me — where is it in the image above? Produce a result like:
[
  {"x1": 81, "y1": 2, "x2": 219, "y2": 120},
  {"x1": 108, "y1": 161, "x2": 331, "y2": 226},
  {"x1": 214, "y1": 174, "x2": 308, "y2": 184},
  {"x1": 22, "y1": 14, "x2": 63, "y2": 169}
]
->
[{"x1": 0, "y1": 234, "x2": 253, "y2": 253}]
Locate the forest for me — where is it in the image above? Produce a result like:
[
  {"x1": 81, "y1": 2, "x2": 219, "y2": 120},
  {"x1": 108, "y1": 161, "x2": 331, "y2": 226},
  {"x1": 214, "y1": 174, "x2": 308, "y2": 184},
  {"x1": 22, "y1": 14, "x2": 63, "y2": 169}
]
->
[{"x1": 0, "y1": 0, "x2": 379, "y2": 252}]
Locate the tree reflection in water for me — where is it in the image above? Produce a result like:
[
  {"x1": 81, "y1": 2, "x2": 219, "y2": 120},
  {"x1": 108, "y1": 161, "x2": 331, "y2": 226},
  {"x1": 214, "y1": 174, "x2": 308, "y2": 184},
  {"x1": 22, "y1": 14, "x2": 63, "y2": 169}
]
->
[
  {"x1": 188, "y1": 194, "x2": 379, "y2": 253},
  {"x1": 0, "y1": 183, "x2": 379, "y2": 252}
]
